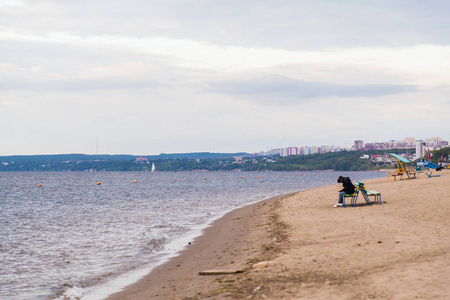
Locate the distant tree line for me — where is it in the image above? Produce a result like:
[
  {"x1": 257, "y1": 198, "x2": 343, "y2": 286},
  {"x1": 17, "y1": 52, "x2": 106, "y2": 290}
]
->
[
  {"x1": 428, "y1": 147, "x2": 450, "y2": 163},
  {"x1": 0, "y1": 149, "x2": 416, "y2": 172},
  {"x1": 0, "y1": 152, "x2": 248, "y2": 163}
]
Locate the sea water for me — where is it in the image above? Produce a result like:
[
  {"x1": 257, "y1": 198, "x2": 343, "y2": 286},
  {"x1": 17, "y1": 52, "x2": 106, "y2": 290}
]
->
[{"x1": 0, "y1": 171, "x2": 384, "y2": 299}]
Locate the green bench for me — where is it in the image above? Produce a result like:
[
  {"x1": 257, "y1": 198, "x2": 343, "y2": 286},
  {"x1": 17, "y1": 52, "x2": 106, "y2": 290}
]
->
[
  {"x1": 355, "y1": 181, "x2": 381, "y2": 205},
  {"x1": 341, "y1": 185, "x2": 360, "y2": 207}
]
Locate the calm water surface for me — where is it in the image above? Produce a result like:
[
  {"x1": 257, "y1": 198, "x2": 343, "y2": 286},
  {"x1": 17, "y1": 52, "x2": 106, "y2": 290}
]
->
[{"x1": 0, "y1": 171, "x2": 385, "y2": 299}]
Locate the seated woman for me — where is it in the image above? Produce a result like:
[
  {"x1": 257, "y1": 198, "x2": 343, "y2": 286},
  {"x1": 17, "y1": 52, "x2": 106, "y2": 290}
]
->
[{"x1": 335, "y1": 175, "x2": 355, "y2": 207}]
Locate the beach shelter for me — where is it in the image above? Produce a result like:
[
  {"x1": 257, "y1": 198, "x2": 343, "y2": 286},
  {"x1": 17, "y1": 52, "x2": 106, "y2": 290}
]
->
[{"x1": 387, "y1": 153, "x2": 416, "y2": 181}]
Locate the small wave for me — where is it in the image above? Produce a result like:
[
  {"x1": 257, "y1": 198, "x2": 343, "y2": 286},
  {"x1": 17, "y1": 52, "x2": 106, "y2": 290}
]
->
[
  {"x1": 150, "y1": 224, "x2": 168, "y2": 229},
  {"x1": 54, "y1": 286, "x2": 85, "y2": 300},
  {"x1": 146, "y1": 237, "x2": 166, "y2": 251}
]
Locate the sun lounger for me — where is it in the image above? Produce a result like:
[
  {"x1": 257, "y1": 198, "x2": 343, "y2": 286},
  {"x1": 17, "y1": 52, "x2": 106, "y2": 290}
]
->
[
  {"x1": 425, "y1": 172, "x2": 440, "y2": 178},
  {"x1": 356, "y1": 181, "x2": 381, "y2": 205}
]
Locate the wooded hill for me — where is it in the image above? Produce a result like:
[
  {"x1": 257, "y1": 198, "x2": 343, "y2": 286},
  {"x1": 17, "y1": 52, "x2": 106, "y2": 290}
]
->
[
  {"x1": 428, "y1": 147, "x2": 450, "y2": 163},
  {"x1": 0, "y1": 149, "x2": 416, "y2": 172}
]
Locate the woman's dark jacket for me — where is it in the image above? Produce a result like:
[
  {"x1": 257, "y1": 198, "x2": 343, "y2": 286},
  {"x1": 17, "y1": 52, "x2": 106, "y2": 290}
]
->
[{"x1": 340, "y1": 177, "x2": 355, "y2": 194}]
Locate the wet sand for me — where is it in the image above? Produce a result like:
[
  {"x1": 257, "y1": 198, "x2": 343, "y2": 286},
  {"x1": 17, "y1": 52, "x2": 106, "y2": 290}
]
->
[{"x1": 107, "y1": 171, "x2": 450, "y2": 299}]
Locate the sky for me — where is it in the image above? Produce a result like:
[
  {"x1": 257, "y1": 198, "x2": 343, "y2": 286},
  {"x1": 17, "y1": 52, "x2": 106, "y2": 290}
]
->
[{"x1": 1, "y1": 0, "x2": 449, "y2": 155}]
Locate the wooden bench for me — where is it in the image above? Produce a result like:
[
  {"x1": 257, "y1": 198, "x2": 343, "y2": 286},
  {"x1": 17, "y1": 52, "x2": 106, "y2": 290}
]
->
[{"x1": 387, "y1": 170, "x2": 404, "y2": 181}]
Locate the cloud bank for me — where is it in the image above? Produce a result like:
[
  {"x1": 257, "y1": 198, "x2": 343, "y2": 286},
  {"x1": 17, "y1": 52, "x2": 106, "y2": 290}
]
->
[
  {"x1": 208, "y1": 75, "x2": 417, "y2": 105},
  {"x1": 0, "y1": 1, "x2": 449, "y2": 155}
]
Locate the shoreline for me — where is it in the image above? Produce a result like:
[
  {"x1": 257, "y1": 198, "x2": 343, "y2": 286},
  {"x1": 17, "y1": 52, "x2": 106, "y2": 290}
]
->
[
  {"x1": 104, "y1": 192, "x2": 292, "y2": 299},
  {"x1": 81, "y1": 192, "x2": 293, "y2": 300},
  {"x1": 104, "y1": 171, "x2": 450, "y2": 299},
  {"x1": 78, "y1": 171, "x2": 384, "y2": 299}
]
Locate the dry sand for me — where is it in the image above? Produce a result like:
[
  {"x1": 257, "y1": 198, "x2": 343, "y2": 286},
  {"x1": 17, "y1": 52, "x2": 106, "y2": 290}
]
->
[{"x1": 107, "y1": 171, "x2": 450, "y2": 299}]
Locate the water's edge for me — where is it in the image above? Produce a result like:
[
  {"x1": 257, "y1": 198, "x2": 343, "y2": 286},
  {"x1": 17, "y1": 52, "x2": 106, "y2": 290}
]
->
[{"x1": 78, "y1": 191, "x2": 295, "y2": 300}]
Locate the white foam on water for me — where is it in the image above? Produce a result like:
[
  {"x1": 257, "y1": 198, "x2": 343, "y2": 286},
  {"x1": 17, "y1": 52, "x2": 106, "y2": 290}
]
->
[
  {"x1": 56, "y1": 286, "x2": 85, "y2": 300},
  {"x1": 80, "y1": 213, "x2": 223, "y2": 300},
  {"x1": 79, "y1": 199, "x2": 265, "y2": 300}
]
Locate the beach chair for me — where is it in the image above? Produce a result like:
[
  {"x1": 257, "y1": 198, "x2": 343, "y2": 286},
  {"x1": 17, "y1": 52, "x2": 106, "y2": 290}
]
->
[
  {"x1": 387, "y1": 170, "x2": 404, "y2": 181},
  {"x1": 425, "y1": 172, "x2": 440, "y2": 178},
  {"x1": 341, "y1": 185, "x2": 360, "y2": 207},
  {"x1": 357, "y1": 181, "x2": 381, "y2": 205},
  {"x1": 388, "y1": 153, "x2": 416, "y2": 181}
]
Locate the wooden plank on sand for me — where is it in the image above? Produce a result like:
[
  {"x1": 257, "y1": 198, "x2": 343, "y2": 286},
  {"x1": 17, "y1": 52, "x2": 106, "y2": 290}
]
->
[{"x1": 198, "y1": 270, "x2": 244, "y2": 275}]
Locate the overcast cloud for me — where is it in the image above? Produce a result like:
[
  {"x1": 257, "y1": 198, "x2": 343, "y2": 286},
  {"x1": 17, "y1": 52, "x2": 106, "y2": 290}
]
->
[
  {"x1": 0, "y1": 0, "x2": 449, "y2": 155},
  {"x1": 208, "y1": 75, "x2": 417, "y2": 105}
]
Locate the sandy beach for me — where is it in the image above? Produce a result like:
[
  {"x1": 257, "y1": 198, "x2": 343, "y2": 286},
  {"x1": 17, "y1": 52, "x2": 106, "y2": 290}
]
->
[{"x1": 106, "y1": 171, "x2": 450, "y2": 299}]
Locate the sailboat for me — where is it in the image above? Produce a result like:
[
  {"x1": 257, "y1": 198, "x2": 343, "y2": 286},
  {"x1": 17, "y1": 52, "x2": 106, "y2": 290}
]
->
[{"x1": 151, "y1": 162, "x2": 156, "y2": 172}]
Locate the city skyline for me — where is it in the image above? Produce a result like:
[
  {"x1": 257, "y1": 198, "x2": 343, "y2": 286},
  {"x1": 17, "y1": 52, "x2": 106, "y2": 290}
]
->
[
  {"x1": 0, "y1": 132, "x2": 448, "y2": 157},
  {"x1": 1, "y1": 1, "x2": 449, "y2": 156},
  {"x1": 277, "y1": 136, "x2": 449, "y2": 157}
]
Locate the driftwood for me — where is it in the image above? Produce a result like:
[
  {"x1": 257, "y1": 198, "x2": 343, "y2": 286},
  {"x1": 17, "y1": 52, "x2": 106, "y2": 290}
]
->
[{"x1": 198, "y1": 269, "x2": 244, "y2": 275}]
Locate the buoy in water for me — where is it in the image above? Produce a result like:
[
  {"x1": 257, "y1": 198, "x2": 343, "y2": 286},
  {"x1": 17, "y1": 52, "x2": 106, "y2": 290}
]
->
[
  {"x1": 37, "y1": 183, "x2": 43, "y2": 187},
  {"x1": 173, "y1": 178, "x2": 177, "y2": 181},
  {"x1": 203, "y1": 177, "x2": 207, "y2": 180},
  {"x1": 96, "y1": 182, "x2": 102, "y2": 185},
  {"x1": 214, "y1": 177, "x2": 218, "y2": 179},
  {"x1": 241, "y1": 176, "x2": 245, "y2": 179},
  {"x1": 132, "y1": 180, "x2": 137, "y2": 183}
]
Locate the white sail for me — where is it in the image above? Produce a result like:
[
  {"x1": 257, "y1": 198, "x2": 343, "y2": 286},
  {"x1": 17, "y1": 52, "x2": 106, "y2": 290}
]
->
[{"x1": 151, "y1": 162, "x2": 156, "y2": 172}]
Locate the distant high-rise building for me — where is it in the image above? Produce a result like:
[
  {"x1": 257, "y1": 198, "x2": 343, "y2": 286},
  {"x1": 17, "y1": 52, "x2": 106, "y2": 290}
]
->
[
  {"x1": 304, "y1": 146, "x2": 310, "y2": 155},
  {"x1": 364, "y1": 143, "x2": 375, "y2": 151},
  {"x1": 354, "y1": 140, "x2": 364, "y2": 149},
  {"x1": 416, "y1": 141, "x2": 426, "y2": 159},
  {"x1": 426, "y1": 137, "x2": 442, "y2": 146},
  {"x1": 288, "y1": 147, "x2": 299, "y2": 156},
  {"x1": 404, "y1": 137, "x2": 416, "y2": 147},
  {"x1": 320, "y1": 145, "x2": 330, "y2": 153},
  {"x1": 280, "y1": 147, "x2": 300, "y2": 157}
]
